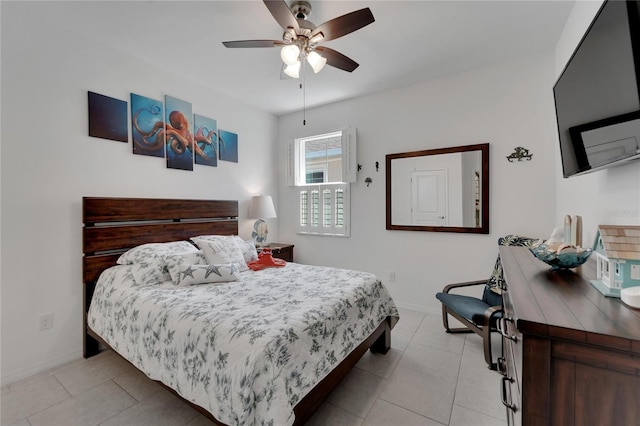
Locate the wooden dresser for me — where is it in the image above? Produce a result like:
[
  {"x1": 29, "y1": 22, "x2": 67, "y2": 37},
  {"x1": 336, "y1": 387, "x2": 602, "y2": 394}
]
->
[{"x1": 499, "y1": 246, "x2": 640, "y2": 426}]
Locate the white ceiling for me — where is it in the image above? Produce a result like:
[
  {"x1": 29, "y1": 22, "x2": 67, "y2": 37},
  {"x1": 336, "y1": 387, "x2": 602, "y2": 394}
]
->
[{"x1": 32, "y1": 0, "x2": 575, "y2": 116}]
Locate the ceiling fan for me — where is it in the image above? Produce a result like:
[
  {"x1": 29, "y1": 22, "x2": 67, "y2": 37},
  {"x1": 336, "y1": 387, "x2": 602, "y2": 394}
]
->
[{"x1": 222, "y1": 0, "x2": 375, "y2": 79}]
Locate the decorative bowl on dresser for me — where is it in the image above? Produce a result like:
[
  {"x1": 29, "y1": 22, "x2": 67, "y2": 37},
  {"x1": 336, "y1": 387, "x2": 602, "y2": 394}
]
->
[{"x1": 497, "y1": 246, "x2": 640, "y2": 426}]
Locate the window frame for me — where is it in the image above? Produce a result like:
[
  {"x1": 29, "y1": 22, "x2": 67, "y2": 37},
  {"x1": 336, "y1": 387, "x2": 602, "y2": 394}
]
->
[
  {"x1": 288, "y1": 128, "x2": 356, "y2": 237},
  {"x1": 286, "y1": 128, "x2": 357, "y2": 187}
]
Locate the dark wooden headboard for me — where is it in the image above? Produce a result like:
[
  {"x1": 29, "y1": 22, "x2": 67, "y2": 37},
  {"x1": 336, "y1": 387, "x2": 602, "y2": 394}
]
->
[{"x1": 82, "y1": 197, "x2": 238, "y2": 357}]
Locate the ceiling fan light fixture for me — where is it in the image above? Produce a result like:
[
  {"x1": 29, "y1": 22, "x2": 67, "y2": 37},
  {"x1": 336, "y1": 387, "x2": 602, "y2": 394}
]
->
[
  {"x1": 307, "y1": 51, "x2": 327, "y2": 73},
  {"x1": 284, "y1": 61, "x2": 301, "y2": 78},
  {"x1": 309, "y1": 32, "x2": 324, "y2": 44},
  {"x1": 280, "y1": 44, "x2": 300, "y2": 65}
]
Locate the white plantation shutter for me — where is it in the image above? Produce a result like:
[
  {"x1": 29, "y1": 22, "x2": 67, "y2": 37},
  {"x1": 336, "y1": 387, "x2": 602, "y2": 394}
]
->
[
  {"x1": 335, "y1": 187, "x2": 345, "y2": 229},
  {"x1": 298, "y1": 183, "x2": 350, "y2": 236},
  {"x1": 299, "y1": 190, "x2": 308, "y2": 227},
  {"x1": 323, "y1": 189, "x2": 332, "y2": 227},
  {"x1": 310, "y1": 189, "x2": 320, "y2": 228}
]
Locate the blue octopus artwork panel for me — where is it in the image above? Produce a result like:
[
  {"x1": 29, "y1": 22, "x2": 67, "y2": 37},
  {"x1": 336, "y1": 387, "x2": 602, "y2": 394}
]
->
[
  {"x1": 194, "y1": 114, "x2": 218, "y2": 167},
  {"x1": 88, "y1": 91, "x2": 128, "y2": 143},
  {"x1": 165, "y1": 95, "x2": 194, "y2": 171},
  {"x1": 131, "y1": 93, "x2": 165, "y2": 158},
  {"x1": 219, "y1": 129, "x2": 239, "y2": 163}
]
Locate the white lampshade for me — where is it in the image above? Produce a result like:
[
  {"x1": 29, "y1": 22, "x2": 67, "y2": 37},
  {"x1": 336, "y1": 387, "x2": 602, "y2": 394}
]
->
[
  {"x1": 283, "y1": 61, "x2": 301, "y2": 79},
  {"x1": 249, "y1": 195, "x2": 276, "y2": 246},
  {"x1": 248, "y1": 195, "x2": 277, "y2": 219},
  {"x1": 306, "y1": 51, "x2": 327, "y2": 73},
  {"x1": 280, "y1": 45, "x2": 300, "y2": 66}
]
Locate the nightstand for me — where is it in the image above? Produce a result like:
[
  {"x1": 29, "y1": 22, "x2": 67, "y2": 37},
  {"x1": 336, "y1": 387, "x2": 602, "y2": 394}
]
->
[{"x1": 260, "y1": 243, "x2": 294, "y2": 262}]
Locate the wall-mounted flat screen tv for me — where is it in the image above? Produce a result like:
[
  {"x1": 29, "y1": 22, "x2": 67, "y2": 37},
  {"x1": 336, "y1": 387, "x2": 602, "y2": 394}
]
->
[{"x1": 554, "y1": 0, "x2": 640, "y2": 178}]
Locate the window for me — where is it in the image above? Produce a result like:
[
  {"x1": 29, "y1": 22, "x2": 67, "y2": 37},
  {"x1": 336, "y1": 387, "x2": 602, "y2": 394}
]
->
[
  {"x1": 287, "y1": 128, "x2": 356, "y2": 237},
  {"x1": 306, "y1": 170, "x2": 325, "y2": 184}
]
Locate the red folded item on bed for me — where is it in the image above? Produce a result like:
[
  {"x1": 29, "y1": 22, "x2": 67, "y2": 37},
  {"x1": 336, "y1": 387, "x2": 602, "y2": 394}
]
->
[{"x1": 247, "y1": 248, "x2": 287, "y2": 271}]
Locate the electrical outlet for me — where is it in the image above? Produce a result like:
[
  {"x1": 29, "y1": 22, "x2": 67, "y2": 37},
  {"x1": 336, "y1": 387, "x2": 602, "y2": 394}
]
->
[
  {"x1": 38, "y1": 313, "x2": 54, "y2": 331},
  {"x1": 389, "y1": 271, "x2": 396, "y2": 282}
]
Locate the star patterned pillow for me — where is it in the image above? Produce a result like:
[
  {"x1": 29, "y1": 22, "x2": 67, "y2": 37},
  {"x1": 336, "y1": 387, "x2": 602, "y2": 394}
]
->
[
  {"x1": 175, "y1": 263, "x2": 240, "y2": 286},
  {"x1": 164, "y1": 251, "x2": 240, "y2": 286}
]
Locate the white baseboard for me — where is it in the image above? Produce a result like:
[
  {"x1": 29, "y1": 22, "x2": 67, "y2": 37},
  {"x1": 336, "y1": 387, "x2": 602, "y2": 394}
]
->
[{"x1": 1, "y1": 348, "x2": 83, "y2": 387}]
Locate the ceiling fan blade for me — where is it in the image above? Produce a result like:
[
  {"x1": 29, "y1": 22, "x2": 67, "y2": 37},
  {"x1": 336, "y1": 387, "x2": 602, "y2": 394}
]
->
[
  {"x1": 222, "y1": 40, "x2": 283, "y2": 48},
  {"x1": 263, "y1": 0, "x2": 300, "y2": 31},
  {"x1": 315, "y1": 46, "x2": 359, "y2": 72},
  {"x1": 310, "y1": 8, "x2": 374, "y2": 42}
]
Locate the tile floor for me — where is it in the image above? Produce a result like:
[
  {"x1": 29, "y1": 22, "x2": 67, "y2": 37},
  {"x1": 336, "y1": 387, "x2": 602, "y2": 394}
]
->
[{"x1": 1, "y1": 309, "x2": 507, "y2": 426}]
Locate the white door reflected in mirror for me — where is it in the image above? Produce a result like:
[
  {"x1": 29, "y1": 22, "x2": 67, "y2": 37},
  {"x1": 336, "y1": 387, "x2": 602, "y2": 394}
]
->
[{"x1": 411, "y1": 169, "x2": 448, "y2": 226}]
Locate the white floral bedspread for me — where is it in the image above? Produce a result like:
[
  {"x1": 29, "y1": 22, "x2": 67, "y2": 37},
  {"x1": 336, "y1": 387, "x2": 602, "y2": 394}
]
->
[{"x1": 88, "y1": 262, "x2": 399, "y2": 426}]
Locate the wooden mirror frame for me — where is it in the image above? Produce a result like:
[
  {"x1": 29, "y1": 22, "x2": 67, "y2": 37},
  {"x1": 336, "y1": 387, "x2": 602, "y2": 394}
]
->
[{"x1": 385, "y1": 143, "x2": 489, "y2": 233}]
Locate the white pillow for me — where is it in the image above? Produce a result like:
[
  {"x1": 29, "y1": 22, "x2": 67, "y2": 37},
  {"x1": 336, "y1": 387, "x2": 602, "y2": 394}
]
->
[
  {"x1": 129, "y1": 261, "x2": 172, "y2": 287},
  {"x1": 193, "y1": 237, "x2": 248, "y2": 272},
  {"x1": 232, "y1": 236, "x2": 258, "y2": 263},
  {"x1": 190, "y1": 235, "x2": 228, "y2": 244},
  {"x1": 191, "y1": 235, "x2": 257, "y2": 263},
  {"x1": 117, "y1": 241, "x2": 198, "y2": 285},
  {"x1": 96, "y1": 264, "x2": 139, "y2": 288},
  {"x1": 172, "y1": 263, "x2": 240, "y2": 286},
  {"x1": 117, "y1": 241, "x2": 197, "y2": 265}
]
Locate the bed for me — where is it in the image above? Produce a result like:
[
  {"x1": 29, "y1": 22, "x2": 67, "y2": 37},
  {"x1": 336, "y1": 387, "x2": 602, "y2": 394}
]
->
[{"x1": 82, "y1": 197, "x2": 399, "y2": 425}]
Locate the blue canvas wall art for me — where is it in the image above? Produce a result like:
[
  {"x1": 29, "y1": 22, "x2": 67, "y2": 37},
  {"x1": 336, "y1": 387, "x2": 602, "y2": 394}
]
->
[
  {"x1": 194, "y1": 114, "x2": 218, "y2": 167},
  {"x1": 88, "y1": 91, "x2": 128, "y2": 143},
  {"x1": 165, "y1": 95, "x2": 194, "y2": 171},
  {"x1": 131, "y1": 93, "x2": 165, "y2": 157},
  {"x1": 219, "y1": 129, "x2": 238, "y2": 163}
]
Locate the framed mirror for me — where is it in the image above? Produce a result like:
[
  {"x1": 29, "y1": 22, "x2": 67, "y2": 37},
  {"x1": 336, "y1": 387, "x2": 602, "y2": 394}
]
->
[{"x1": 386, "y1": 143, "x2": 489, "y2": 233}]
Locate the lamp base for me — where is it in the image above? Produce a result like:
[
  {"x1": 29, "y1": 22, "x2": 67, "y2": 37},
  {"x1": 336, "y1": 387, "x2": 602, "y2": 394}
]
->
[{"x1": 251, "y1": 219, "x2": 269, "y2": 247}]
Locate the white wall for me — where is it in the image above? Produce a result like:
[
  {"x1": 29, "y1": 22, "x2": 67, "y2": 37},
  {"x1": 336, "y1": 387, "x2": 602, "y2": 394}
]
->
[
  {"x1": 554, "y1": 0, "x2": 640, "y2": 246},
  {"x1": 277, "y1": 52, "x2": 558, "y2": 313},
  {"x1": 0, "y1": 3, "x2": 278, "y2": 384}
]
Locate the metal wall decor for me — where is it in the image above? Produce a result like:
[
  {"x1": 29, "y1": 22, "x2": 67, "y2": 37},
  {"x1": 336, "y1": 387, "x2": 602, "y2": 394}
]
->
[{"x1": 507, "y1": 147, "x2": 533, "y2": 162}]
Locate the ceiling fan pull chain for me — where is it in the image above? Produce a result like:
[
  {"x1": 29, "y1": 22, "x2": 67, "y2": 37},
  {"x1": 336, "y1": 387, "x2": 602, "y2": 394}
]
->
[{"x1": 302, "y1": 62, "x2": 307, "y2": 125}]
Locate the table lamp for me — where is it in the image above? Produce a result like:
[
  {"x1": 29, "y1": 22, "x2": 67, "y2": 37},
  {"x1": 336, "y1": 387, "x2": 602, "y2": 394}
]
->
[{"x1": 248, "y1": 195, "x2": 277, "y2": 246}]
